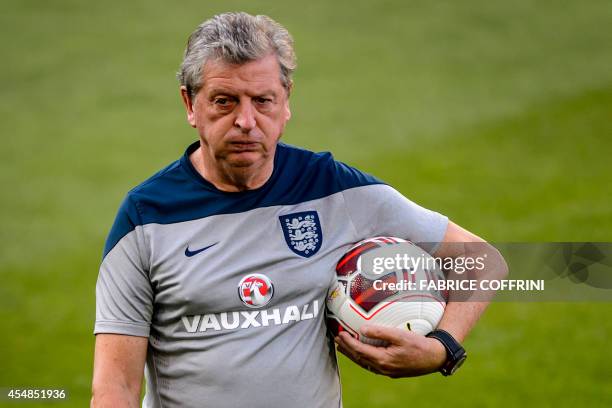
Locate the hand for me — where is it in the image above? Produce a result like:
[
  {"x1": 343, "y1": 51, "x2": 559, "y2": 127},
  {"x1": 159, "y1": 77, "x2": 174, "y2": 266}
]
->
[{"x1": 335, "y1": 325, "x2": 447, "y2": 378}]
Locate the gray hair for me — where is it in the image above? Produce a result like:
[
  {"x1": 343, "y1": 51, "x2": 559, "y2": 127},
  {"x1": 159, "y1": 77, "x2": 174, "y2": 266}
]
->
[{"x1": 178, "y1": 12, "x2": 297, "y2": 99}]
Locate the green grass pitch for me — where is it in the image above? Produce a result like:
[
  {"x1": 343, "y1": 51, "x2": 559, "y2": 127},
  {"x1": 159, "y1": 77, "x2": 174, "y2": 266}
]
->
[{"x1": 1, "y1": 1, "x2": 611, "y2": 406}]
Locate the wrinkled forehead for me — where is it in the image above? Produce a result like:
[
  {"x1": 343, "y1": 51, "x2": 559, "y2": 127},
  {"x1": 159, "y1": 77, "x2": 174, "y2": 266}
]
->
[{"x1": 200, "y1": 54, "x2": 286, "y2": 95}]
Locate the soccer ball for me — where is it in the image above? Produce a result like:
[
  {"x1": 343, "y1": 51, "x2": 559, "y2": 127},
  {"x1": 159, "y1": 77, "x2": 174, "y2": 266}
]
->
[{"x1": 326, "y1": 237, "x2": 446, "y2": 345}]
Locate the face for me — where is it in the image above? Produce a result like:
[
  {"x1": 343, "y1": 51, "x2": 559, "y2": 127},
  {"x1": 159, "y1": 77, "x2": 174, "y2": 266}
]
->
[{"x1": 181, "y1": 54, "x2": 291, "y2": 173}]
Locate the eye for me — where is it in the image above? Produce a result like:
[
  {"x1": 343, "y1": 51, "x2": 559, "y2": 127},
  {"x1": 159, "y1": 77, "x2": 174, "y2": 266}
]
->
[
  {"x1": 214, "y1": 97, "x2": 229, "y2": 106},
  {"x1": 254, "y1": 97, "x2": 272, "y2": 105},
  {"x1": 211, "y1": 96, "x2": 236, "y2": 111}
]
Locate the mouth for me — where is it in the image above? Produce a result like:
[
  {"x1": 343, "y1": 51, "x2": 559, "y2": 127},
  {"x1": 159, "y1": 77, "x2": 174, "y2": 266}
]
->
[{"x1": 227, "y1": 141, "x2": 261, "y2": 152}]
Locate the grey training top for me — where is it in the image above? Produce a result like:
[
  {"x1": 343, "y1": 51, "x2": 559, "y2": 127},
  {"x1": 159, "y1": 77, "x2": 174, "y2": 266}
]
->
[{"x1": 95, "y1": 141, "x2": 448, "y2": 407}]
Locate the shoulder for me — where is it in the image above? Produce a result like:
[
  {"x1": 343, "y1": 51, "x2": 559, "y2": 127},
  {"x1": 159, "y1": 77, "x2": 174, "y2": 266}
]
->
[
  {"x1": 128, "y1": 158, "x2": 187, "y2": 204},
  {"x1": 102, "y1": 159, "x2": 189, "y2": 257},
  {"x1": 275, "y1": 143, "x2": 384, "y2": 195}
]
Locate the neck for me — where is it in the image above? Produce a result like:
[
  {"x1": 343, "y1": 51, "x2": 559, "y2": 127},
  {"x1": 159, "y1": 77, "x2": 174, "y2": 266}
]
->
[{"x1": 190, "y1": 147, "x2": 274, "y2": 192}]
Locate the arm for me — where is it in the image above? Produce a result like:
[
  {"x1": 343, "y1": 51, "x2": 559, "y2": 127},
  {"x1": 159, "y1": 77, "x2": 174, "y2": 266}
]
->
[
  {"x1": 91, "y1": 334, "x2": 148, "y2": 407},
  {"x1": 335, "y1": 220, "x2": 508, "y2": 377},
  {"x1": 433, "y1": 220, "x2": 508, "y2": 342}
]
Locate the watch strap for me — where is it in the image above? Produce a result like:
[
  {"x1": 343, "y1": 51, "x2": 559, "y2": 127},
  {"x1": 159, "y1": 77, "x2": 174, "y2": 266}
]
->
[{"x1": 426, "y1": 329, "x2": 467, "y2": 376}]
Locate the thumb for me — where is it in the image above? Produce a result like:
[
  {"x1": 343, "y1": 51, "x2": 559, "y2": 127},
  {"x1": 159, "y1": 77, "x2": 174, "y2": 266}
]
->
[{"x1": 360, "y1": 324, "x2": 413, "y2": 344}]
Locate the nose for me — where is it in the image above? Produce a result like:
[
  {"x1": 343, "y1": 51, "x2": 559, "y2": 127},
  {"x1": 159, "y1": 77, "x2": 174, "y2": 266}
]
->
[{"x1": 234, "y1": 99, "x2": 256, "y2": 131}]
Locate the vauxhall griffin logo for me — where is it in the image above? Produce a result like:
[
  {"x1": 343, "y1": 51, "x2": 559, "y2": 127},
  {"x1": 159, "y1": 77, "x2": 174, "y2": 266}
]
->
[{"x1": 238, "y1": 274, "x2": 274, "y2": 308}]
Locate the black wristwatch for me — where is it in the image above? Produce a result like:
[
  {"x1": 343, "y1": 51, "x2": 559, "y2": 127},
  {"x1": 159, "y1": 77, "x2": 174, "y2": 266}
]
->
[{"x1": 426, "y1": 329, "x2": 467, "y2": 376}]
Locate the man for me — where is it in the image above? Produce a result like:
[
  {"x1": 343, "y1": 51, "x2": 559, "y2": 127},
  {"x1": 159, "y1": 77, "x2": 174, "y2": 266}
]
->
[{"x1": 92, "y1": 12, "x2": 507, "y2": 408}]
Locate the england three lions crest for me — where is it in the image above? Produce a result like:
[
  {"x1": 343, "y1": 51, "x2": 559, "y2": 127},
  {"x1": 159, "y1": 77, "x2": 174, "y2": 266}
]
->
[{"x1": 279, "y1": 211, "x2": 322, "y2": 258}]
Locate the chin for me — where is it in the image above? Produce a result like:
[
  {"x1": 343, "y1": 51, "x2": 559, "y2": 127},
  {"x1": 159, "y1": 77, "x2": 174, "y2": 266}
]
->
[{"x1": 226, "y1": 151, "x2": 264, "y2": 168}]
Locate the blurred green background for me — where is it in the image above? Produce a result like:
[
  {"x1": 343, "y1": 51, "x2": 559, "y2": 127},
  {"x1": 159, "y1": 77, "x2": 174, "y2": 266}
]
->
[{"x1": 1, "y1": 0, "x2": 611, "y2": 406}]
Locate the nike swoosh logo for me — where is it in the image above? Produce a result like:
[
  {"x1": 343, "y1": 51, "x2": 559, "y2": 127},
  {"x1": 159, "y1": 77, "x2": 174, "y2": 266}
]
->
[{"x1": 185, "y1": 242, "x2": 218, "y2": 257}]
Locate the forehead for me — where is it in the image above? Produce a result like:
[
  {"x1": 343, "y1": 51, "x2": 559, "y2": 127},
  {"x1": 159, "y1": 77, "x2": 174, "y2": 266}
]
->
[{"x1": 201, "y1": 54, "x2": 284, "y2": 95}]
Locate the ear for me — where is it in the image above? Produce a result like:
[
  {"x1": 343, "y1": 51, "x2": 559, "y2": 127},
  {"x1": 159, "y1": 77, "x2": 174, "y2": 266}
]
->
[
  {"x1": 284, "y1": 82, "x2": 293, "y2": 121},
  {"x1": 180, "y1": 86, "x2": 197, "y2": 128},
  {"x1": 285, "y1": 100, "x2": 292, "y2": 122}
]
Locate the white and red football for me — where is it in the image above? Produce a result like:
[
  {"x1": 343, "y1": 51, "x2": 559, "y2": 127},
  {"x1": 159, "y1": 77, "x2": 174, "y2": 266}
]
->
[{"x1": 326, "y1": 237, "x2": 446, "y2": 345}]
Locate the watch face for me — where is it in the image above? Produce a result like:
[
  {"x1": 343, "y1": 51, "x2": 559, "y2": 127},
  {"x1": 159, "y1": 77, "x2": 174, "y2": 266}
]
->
[{"x1": 450, "y1": 354, "x2": 467, "y2": 375}]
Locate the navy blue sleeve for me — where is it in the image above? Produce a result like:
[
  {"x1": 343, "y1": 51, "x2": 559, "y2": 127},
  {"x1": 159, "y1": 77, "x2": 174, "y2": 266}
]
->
[
  {"x1": 330, "y1": 157, "x2": 384, "y2": 190},
  {"x1": 102, "y1": 194, "x2": 142, "y2": 259}
]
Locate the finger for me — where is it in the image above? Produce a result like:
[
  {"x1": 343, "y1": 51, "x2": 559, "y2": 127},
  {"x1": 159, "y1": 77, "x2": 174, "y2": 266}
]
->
[
  {"x1": 335, "y1": 342, "x2": 353, "y2": 359},
  {"x1": 361, "y1": 324, "x2": 417, "y2": 345},
  {"x1": 336, "y1": 331, "x2": 362, "y2": 353},
  {"x1": 336, "y1": 334, "x2": 375, "y2": 363},
  {"x1": 336, "y1": 331, "x2": 356, "y2": 345},
  {"x1": 335, "y1": 334, "x2": 360, "y2": 361},
  {"x1": 337, "y1": 342, "x2": 380, "y2": 374},
  {"x1": 339, "y1": 330, "x2": 387, "y2": 362},
  {"x1": 334, "y1": 334, "x2": 347, "y2": 349},
  {"x1": 336, "y1": 341, "x2": 363, "y2": 364}
]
